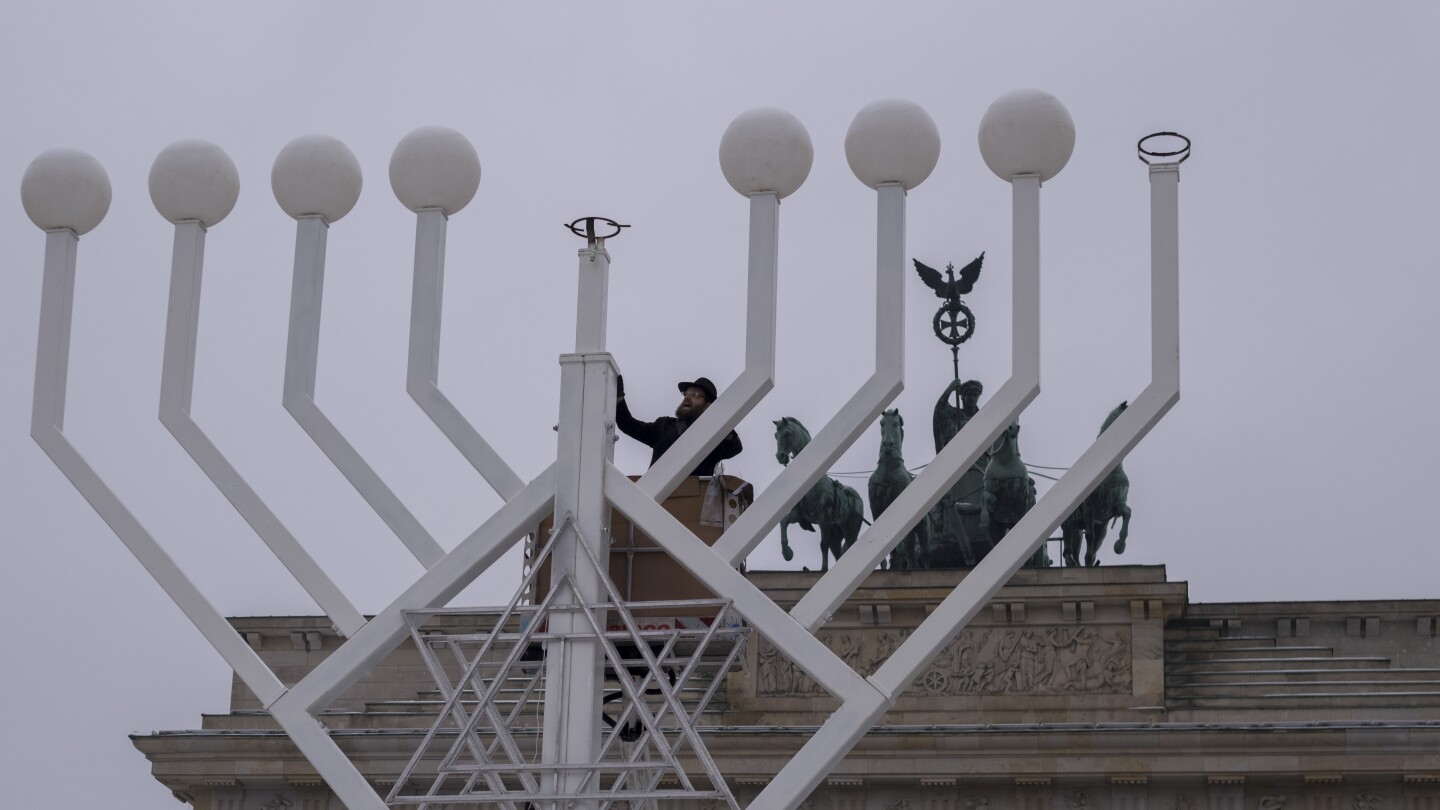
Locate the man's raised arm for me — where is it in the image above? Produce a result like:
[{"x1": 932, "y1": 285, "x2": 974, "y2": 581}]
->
[{"x1": 614, "y1": 375, "x2": 659, "y2": 447}]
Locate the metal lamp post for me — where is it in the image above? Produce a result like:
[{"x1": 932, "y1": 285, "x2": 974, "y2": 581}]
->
[{"x1": 22, "y1": 90, "x2": 1183, "y2": 809}]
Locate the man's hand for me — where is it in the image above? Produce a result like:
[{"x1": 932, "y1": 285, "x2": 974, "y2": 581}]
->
[{"x1": 616, "y1": 374, "x2": 626, "y2": 400}]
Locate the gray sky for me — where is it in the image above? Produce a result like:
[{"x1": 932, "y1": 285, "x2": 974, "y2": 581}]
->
[{"x1": 4, "y1": 3, "x2": 1439, "y2": 807}]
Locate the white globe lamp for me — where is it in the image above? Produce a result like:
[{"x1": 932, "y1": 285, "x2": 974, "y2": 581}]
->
[
  {"x1": 149, "y1": 139, "x2": 240, "y2": 227},
  {"x1": 271, "y1": 135, "x2": 363, "y2": 223},
  {"x1": 718, "y1": 108, "x2": 814, "y2": 199},
  {"x1": 20, "y1": 148, "x2": 113, "y2": 235},
  {"x1": 977, "y1": 89, "x2": 1076, "y2": 183},
  {"x1": 389, "y1": 126, "x2": 481, "y2": 215},
  {"x1": 844, "y1": 99, "x2": 942, "y2": 190}
]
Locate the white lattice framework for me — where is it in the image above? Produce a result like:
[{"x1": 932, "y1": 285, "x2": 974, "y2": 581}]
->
[{"x1": 22, "y1": 91, "x2": 1183, "y2": 809}]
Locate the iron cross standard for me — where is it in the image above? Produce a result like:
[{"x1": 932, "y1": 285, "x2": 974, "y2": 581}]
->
[{"x1": 914, "y1": 252, "x2": 984, "y2": 385}]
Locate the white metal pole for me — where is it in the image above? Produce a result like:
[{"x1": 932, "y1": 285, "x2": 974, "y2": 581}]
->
[
  {"x1": 540, "y1": 241, "x2": 616, "y2": 806},
  {"x1": 875, "y1": 182, "x2": 906, "y2": 372},
  {"x1": 744, "y1": 192, "x2": 781, "y2": 375},
  {"x1": 1150, "y1": 164, "x2": 1181, "y2": 389},
  {"x1": 30, "y1": 230, "x2": 77, "y2": 437}
]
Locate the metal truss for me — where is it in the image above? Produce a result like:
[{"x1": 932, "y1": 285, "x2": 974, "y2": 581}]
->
[{"x1": 389, "y1": 517, "x2": 746, "y2": 809}]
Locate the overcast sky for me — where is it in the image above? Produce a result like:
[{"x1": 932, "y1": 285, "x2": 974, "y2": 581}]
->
[{"x1": 4, "y1": 3, "x2": 1439, "y2": 808}]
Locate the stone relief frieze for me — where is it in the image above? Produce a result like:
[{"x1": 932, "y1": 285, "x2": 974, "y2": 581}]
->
[
  {"x1": 756, "y1": 626, "x2": 1132, "y2": 697},
  {"x1": 757, "y1": 635, "x2": 827, "y2": 697},
  {"x1": 1353, "y1": 794, "x2": 1384, "y2": 810}
]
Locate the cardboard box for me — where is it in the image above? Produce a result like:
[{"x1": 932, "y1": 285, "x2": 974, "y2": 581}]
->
[{"x1": 533, "y1": 475, "x2": 750, "y2": 617}]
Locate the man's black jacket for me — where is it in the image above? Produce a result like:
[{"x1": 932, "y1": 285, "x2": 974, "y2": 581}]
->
[{"x1": 615, "y1": 399, "x2": 742, "y2": 476}]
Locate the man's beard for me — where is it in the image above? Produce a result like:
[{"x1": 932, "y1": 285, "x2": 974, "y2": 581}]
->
[{"x1": 676, "y1": 403, "x2": 706, "y2": 422}]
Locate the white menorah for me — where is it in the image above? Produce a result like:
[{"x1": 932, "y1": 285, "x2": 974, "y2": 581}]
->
[{"x1": 22, "y1": 90, "x2": 1182, "y2": 809}]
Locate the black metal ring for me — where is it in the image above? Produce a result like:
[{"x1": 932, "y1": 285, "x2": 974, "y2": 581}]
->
[
  {"x1": 1137, "y1": 132, "x2": 1191, "y2": 165},
  {"x1": 565, "y1": 216, "x2": 630, "y2": 241}
]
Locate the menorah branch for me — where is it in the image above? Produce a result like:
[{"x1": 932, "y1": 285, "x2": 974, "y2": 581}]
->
[
  {"x1": 871, "y1": 162, "x2": 1181, "y2": 698},
  {"x1": 713, "y1": 183, "x2": 910, "y2": 566},
  {"x1": 30, "y1": 227, "x2": 287, "y2": 705},
  {"x1": 159, "y1": 220, "x2": 366, "y2": 636},
  {"x1": 636, "y1": 191, "x2": 780, "y2": 501},
  {"x1": 282, "y1": 215, "x2": 447, "y2": 567},
  {"x1": 406, "y1": 206, "x2": 525, "y2": 500},
  {"x1": 791, "y1": 174, "x2": 1044, "y2": 630}
]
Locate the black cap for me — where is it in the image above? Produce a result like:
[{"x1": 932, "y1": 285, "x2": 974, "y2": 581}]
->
[{"x1": 677, "y1": 377, "x2": 718, "y2": 402}]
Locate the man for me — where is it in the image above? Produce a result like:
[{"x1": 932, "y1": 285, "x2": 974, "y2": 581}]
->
[{"x1": 614, "y1": 375, "x2": 742, "y2": 476}]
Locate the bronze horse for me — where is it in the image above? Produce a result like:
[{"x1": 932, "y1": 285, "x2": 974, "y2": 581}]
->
[
  {"x1": 1061, "y1": 402, "x2": 1132, "y2": 567},
  {"x1": 774, "y1": 417, "x2": 868, "y2": 572},
  {"x1": 980, "y1": 421, "x2": 1044, "y2": 567},
  {"x1": 868, "y1": 409, "x2": 934, "y2": 569}
]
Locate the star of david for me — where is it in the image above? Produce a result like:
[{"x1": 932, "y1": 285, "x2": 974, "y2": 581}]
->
[{"x1": 384, "y1": 517, "x2": 747, "y2": 808}]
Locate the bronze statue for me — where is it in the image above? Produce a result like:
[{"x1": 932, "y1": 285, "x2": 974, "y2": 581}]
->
[
  {"x1": 928, "y1": 379, "x2": 988, "y2": 567},
  {"x1": 868, "y1": 409, "x2": 935, "y2": 570},
  {"x1": 773, "y1": 417, "x2": 868, "y2": 572},
  {"x1": 933, "y1": 378, "x2": 984, "y2": 454},
  {"x1": 915, "y1": 253, "x2": 993, "y2": 568},
  {"x1": 1060, "y1": 402, "x2": 1132, "y2": 567},
  {"x1": 980, "y1": 421, "x2": 1046, "y2": 567}
]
